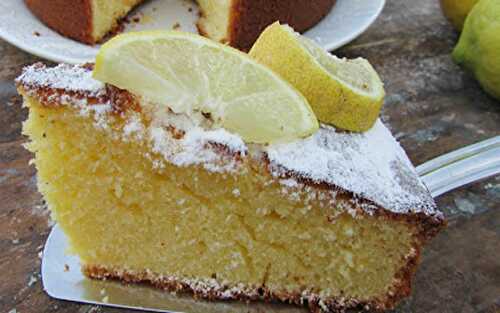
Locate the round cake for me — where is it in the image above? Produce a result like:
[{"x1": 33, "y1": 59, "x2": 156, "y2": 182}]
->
[{"x1": 24, "y1": 0, "x2": 336, "y2": 51}]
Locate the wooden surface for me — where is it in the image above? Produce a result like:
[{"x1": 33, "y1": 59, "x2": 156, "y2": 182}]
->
[{"x1": 1, "y1": 1, "x2": 499, "y2": 312}]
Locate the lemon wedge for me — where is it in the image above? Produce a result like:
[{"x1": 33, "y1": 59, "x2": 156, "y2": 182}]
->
[
  {"x1": 93, "y1": 31, "x2": 318, "y2": 143},
  {"x1": 249, "y1": 23, "x2": 385, "y2": 132}
]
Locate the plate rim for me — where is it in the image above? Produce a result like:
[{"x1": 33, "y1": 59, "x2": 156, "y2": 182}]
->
[{"x1": 0, "y1": 28, "x2": 87, "y2": 64}]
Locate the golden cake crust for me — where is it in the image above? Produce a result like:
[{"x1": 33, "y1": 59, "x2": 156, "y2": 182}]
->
[
  {"x1": 24, "y1": 0, "x2": 146, "y2": 44},
  {"x1": 25, "y1": 0, "x2": 95, "y2": 43},
  {"x1": 83, "y1": 252, "x2": 418, "y2": 313},
  {"x1": 227, "y1": 0, "x2": 336, "y2": 51}
]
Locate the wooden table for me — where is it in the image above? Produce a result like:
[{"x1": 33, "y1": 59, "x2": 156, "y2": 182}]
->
[{"x1": 1, "y1": 1, "x2": 499, "y2": 312}]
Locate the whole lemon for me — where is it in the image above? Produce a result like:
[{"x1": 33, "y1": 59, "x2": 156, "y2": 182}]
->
[
  {"x1": 440, "y1": 0, "x2": 479, "y2": 31},
  {"x1": 453, "y1": 0, "x2": 500, "y2": 101}
]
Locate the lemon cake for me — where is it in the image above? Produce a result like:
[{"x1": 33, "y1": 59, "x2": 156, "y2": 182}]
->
[
  {"x1": 24, "y1": 0, "x2": 336, "y2": 50},
  {"x1": 17, "y1": 62, "x2": 444, "y2": 312}
]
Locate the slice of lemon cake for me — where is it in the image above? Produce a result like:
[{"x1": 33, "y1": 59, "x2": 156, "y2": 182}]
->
[
  {"x1": 17, "y1": 62, "x2": 444, "y2": 312},
  {"x1": 17, "y1": 31, "x2": 444, "y2": 312}
]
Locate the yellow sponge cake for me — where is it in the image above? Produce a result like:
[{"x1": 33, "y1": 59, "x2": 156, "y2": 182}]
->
[{"x1": 16, "y1": 62, "x2": 444, "y2": 312}]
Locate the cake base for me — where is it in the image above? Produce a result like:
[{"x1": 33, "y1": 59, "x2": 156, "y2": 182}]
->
[
  {"x1": 42, "y1": 224, "x2": 308, "y2": 313},
  {"x1": 84, "y1": 264, "x2": 413, "y2": 312}
]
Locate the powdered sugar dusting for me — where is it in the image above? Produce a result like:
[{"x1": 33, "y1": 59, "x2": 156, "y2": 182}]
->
[
  {"x1": 149, "y1": 126, "x2": 246, "y2": 173},
  {"x1": 122, "y1": 114, "x2": 144, "y2": 138},
  {"x1": 266, "y1": 120, "x2": 438, "y2": 215},
  {"x1": 16, "y1": 63, "x2": 104, "y2": 94},
  {"x1": 17, "y1": 64, "x2": 113, "y2": 129}
]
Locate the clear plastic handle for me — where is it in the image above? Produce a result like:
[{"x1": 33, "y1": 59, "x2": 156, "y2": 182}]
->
[{"x1": 417, "y1": 136, "x2": 500, "y2": 198}]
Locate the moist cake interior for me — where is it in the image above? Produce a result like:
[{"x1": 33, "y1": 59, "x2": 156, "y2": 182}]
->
[
  {"x1": 197, "y1": 0, "x2": 232, "y2": 43},
  {"x1": 17, "y1": 64, "x2": 444, "y2": 312}
]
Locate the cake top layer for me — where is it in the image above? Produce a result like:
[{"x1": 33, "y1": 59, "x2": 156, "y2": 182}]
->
[
  {"x1": 266, "y1": 122, "x2": 437, "y2": 216},
  {"x1": 17, "y1": 64, "x2": 441, "y2": 219},
  {"x1": 18, "y1": 63, "x2": 105, "y2": 94}
]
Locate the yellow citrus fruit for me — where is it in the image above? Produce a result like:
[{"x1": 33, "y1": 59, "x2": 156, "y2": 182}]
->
[
  {"x1": 440, "y1": 0, "x2": 479, "y2": 31},
  {"x1": 93, "y1": 31, "x2": 319, "y2": 144},
  {"x1": 249, "y1": 23, "x2": 385, "y2": 132},
  {"x1": 453, "y1": 0, "x2": 500, "y2": 100}
]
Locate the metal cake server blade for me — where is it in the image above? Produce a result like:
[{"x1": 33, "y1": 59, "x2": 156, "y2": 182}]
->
[{"x1": 41, "y1": 136, "x2": 500, "y2": 313}]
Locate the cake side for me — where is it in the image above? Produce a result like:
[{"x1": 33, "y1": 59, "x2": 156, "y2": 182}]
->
[
  {"x1": 25, "y1": 0, "x2": 146, "y2": 44},
  {"x1": 227, "y1": 0, "x2": 336, "y2": 51},
  {"x1": 24, "y1": 0, "x2": 95, "y2": 44},
  {"x1": 197, "y1": 0, "x2": 234, "y2": 44},
  {"x1": 90, "y1": 0, "x2": 145, "y2": 43},
  {"x1": 16, "y1": 63, "x2": 445, "y2": 312},
  {"x1": 83, "y1": 263, "x2": 419, "y2": 312}
]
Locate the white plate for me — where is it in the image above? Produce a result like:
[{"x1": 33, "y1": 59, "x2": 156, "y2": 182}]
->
[{"x1": 0, "y1": 0, "x2": 385, "y2": 64}]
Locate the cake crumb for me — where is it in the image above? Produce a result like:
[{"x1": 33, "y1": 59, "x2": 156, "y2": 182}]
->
[
  {"x1": 64, "y1": 264, "x2": 70, "y2": 272},
  {"x1": 172, "y1": 22, "x2": 181, "y2": 30},
  {"x1": 100, "y1": 288, "x2": 106, "y2": 295},
  {"x1": 28, "y1": 274, "x2": 38, "y2": 286},
  {"x1": 256, "y1": 207, "x2": 269, "y2": 216},
  {"x1": 102, "y1": 296, "x2": 109, "y2": 303},
  {"x1": 33, "y1": 31, "x2": 41, "y2": 37}
]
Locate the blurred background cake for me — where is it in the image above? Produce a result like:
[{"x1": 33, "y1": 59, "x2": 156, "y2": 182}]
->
[{"x1": 24, "y1": 0, "x2": 336, "y2": 50}]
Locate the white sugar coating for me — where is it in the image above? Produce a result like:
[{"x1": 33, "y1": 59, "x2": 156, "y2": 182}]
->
[
  {"x1": 149, "y1": 126, "x2": 246, "y2": 172},
  {"x1": 17, "y1": 64, "x2": 246, "y2": 172},
  {"x1": 122, "y1": 115, "x2": 144, "y2": 138},
  {"x1": 16, "y1": 63, "x2": 104, "y2": 94},
  {"x1": 17, "y1": 64, "x2": 440, "y2": 217},
  {"x1": 280, "y1": 178, "x2": 300, "y2": 188},
  {"x1": 266, "y1": 121, "x2": 438, "y2": 215},
  {"x1": 187, "y1": 128, "x2": 246, "y2": 153}
]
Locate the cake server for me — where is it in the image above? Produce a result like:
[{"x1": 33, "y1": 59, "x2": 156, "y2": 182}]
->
[
  {"x1": 41, "y1": 136, "x2": 500, "y2": 313},
  {"x1": 416, "y1": 135, "x2": 500, "y2": 197}
]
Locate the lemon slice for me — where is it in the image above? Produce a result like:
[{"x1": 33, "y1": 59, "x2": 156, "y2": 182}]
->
[
  {"x1": 249, "y1": 23, "x2": 385, "y2": 132},
  {"x1": 93, "y1": 31, "x2": 318, "y2": 143}
]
